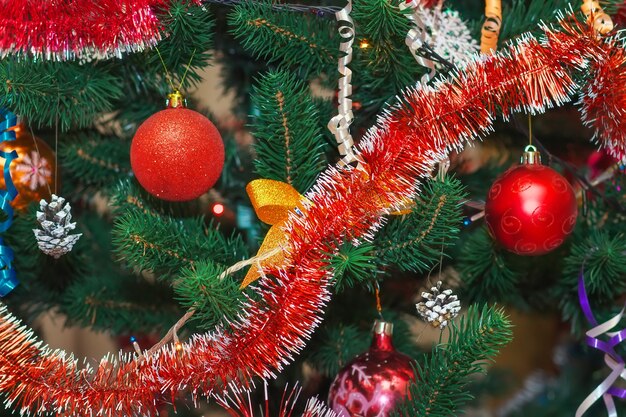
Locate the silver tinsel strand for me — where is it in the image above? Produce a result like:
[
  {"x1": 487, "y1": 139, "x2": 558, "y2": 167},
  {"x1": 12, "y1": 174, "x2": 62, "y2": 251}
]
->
[
  {"x1": 416, "y1": 281, "x2": 461, "y2": 329},
  {"x1": 33, "y1": 194, "x2": 82, "y2": 258}
]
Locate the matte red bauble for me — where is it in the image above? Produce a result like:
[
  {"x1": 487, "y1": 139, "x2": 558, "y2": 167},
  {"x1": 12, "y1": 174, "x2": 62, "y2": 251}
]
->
[
  {"x1": 328, "y1": 321, "x2": 415, "y2": 417},
  {"x1": 484, "y1": 146, "x2": 578, "y2": 255},
  {"x1": 130, "y1": 92, "x2": 224, "y2": 201}
]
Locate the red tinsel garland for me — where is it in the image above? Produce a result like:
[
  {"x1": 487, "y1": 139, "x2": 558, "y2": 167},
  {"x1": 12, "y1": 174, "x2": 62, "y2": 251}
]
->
[
  {"x1": 214, "y1": 382, "x2": 336, "y2": 417},
  {"x1": 0, "y1": 16, "x2": 623, "y2": 417},
  {"x1": 0, "y1": 0, "x2": 167, "y2": 60}
]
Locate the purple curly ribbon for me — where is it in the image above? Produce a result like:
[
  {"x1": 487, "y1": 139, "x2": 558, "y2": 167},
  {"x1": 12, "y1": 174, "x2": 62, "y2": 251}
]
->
[{"x1": 577, "y1": 271, "x2": 626, "y2": 417}]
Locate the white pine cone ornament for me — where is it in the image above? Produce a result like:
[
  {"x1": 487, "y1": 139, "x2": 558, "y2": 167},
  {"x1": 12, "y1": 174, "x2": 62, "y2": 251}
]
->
[
  {"x1": 416, "y1": 281, "x2": 461, "y2": 329},
  {"x1": 33, "y1": 194, "x2": 82, "y2": 258}
]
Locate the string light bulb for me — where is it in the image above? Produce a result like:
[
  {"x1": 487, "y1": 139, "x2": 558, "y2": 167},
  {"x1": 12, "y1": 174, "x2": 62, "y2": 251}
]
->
[
  {"x1": 212, "y1": 203, "x2": 225, "y2": 216},
  {"x1": 359, "y1": 39, "x2": 370, "y2": 49}
]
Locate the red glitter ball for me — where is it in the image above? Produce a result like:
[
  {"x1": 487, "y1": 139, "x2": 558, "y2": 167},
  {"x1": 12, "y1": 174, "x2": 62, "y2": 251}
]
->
[
  {"x1": 130, "y1": 108, "x2": 224, "y2": 201},
  {"x1": 328, "y1": 321, "x2": 414, "y2": 417},
  {"x1": 485, "y1": 156, "x2": 578, "y2": 255}
]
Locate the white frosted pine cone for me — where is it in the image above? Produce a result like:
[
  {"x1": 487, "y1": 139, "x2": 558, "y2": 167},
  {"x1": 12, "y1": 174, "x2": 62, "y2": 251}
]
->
[
  {"x1": 33, "y1": 194, "x2": 82, "y2": 258},
  {"x1": 416, "y1": 280, "x2": 461, "y2": 329}
]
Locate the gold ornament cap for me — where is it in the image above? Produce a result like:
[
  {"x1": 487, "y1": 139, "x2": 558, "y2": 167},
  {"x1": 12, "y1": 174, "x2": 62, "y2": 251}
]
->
[
  {"x1": 166, "y1": 90, "x2": 187, "y2": 109},
  {"x1": 372, "y1": 320, "x2": 394, "y2": 336},
  {"x1": 521, "y1": 145, "x2": 542, "y2": 165}
]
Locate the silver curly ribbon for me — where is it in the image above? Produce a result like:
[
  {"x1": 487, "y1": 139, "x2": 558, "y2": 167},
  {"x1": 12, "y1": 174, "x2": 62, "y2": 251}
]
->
[
  {"x1": 577, "y1": 272, "x2": 626, "y2": 417},
  {"x1": 328, "y1": 0, "x2": 359, "y2": 167},
  {"x1": 399, "y1": 0, "x2": 436, "y2": 84}
]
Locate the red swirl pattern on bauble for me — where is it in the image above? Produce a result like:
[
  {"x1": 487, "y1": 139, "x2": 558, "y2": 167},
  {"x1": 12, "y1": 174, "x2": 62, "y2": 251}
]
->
[{"x1": 485, "y1": 164, "x2": 577, "y2": 255}]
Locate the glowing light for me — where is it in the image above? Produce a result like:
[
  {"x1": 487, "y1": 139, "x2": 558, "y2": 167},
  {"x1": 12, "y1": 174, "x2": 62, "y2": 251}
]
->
[
  {"x1": 359, "y1": 39, "x2": 370, "y2": 49},
  {"x1": 212, "y1": 203, "x2": 225, "y2": 216}
]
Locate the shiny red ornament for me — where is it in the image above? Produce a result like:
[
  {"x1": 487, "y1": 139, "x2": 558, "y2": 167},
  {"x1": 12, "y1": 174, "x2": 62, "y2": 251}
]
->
[
  {"x1": 485, "y1": 147, "x2": 578, "y2": 255},
  {"x1": 130, "y1": 93, "x2": 225, "y2": 201},
  {"x1": 328, "y1": 321, "x2": 415, "y2": 417}
]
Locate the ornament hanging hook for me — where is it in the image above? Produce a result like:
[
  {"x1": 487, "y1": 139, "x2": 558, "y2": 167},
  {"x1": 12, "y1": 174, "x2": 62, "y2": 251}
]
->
[
  {"x1": 154, "y1": 46, "x2": 177, "y2": 93},
  {"x1": 374, "y1": 281, "x2": 384, "y2": 319},
  {"x1": 155, "y1": 46, "x2": 196, "y2": 90},
  {"x1": 177, "y1": 48, "x2": 197, "y2": 92}
]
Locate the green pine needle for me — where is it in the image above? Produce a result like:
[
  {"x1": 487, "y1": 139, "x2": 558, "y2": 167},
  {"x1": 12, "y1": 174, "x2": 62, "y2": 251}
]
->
[
  {"x1": 328, "y1": 242, "x2": 378, "y2": 292},
  {"x1": 251, "y1": 70, "x2": 326, "y2": 193},
  {"x1": 0, "y1": 59, "x2": 122, "y2": 130},
  {"x1": 60, "y1": 132, "x2": 131, "y2": 186},
  {"x1": 112, "y1": 207, "x2": 248, "y2": 280},
  {"x1": 139, "y1": 0, "x2": 214, "y2": 91},
  {"x1": 457, "y1": 227, "x2": 521, "y2": 304},
  {"x1": 228, "y1": 3, "x2": 337, "y2": 77},
  {"x1": 376, "y1": 176, "x2": 467, "y2": 273},
  {"x1": 307, "y1": 324, "x2": 370, "y2": 377},
  {"x1": 353, "y1": 0, "x2": 424, "y2": 97},
  {"x1": 556, "y1": 231, "x2": 626, "y2": 333},
  {"x1": 175, "y1": 260, "x2": 246, "y2": 330},
  {"x1": 392, "y1": 304, "x2": 513, "y2": 417},
  {"x1": 63, "y1": 273, "x2": 181, "y2": 334}
]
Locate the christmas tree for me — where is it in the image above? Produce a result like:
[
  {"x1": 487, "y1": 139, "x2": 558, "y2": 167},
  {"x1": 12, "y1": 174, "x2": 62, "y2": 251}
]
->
[{"x1": 0, "y1": 0, "x2": 625, "y2": 416}]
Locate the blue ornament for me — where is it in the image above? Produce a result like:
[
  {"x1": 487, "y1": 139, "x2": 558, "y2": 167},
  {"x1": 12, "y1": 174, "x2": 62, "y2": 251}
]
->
[{"x1": 0, "y1": 109, "x2": 18, "y2": 297}]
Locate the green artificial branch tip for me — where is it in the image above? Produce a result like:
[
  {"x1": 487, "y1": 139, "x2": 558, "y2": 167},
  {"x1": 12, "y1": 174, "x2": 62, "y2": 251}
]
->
[
  {"x1": 251, "y1": 70, "x2": 326, "y2": 193},
  {"x1": 392, "y1": 304, "x2": 513, "y2": 417}
]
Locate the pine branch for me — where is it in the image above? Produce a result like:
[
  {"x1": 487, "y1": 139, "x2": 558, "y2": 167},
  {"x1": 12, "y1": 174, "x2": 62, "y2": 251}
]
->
[
  {"x1": 112, "y1": 179, "x2": 221, "y2": 220},
  {"x1": 376, "y1": 177, "x2": 467, "y2": 273},
  {"x1": 0, "y1": 59, "x2": 122, "y2": 130},
  {"x1": 499, "y1": 0, "x2": 571, "y2": 43},
  {"x1": 327, "y1": 241, "x2": 378, "y2": 292},
  {"x1": 174, "y1": 260, "x2": 246, "y2": 329},
  {"x1": 62, "y1": 273, "x2": 182, "y2": 334},
  {"x1": 352, "y1": 0, "x2": 424, "y2": 103},
  {"x1": 130, "y1": 0, "x2": 215, "y2": 93},
  {"x1": 251, "y1": 70, "x2": 326, "y2": 192},
  {"x1": 457, "y1": 227, "x2": 522, "y2": 304},
  {"x1": 60, "y1": 133, "x2": 131, "y2": 186},
  {"x1": 113, "y1": 214, "x2": 198, "y2": 271},
  {"x1": 325, "y1": 177, "x2": 465, "y2": 289},
  {"x1": 228, "y1": 3, "x2": 337, "y2": 77},
  {"x1": 111, "y1": 182, "x2": 248, "y2": 278},
  {"x1": 306, "y1": 324, "x2": 370, "y2": 377},
  {"x1": 307, "y1": 313, "x2": 419, "y2": 377},
  {"x1": 112, "y1": 180, "x2": 166, "y2": 217},
  {"x1": 392, "y1": 304, "x2": 512, "y2": 417},
  {"x1": 112, "y1": 209, "x2": 248, "y2": 279},
  {"x1": 556, "y1": 230, "x2": 626, "y2": 334}
]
